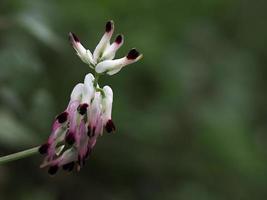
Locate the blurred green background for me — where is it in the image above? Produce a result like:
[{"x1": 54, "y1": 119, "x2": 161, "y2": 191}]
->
[{"x1": 1, "y1": 0, "x2": 267, "y2": 199}]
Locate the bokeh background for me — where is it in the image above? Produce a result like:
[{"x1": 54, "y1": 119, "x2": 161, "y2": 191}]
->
[{"x1": 1, "y1": 0, "x2": 267, "y2": 199}]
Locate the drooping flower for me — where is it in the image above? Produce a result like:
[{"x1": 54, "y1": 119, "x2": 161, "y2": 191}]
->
[
  {"x1": 39, "y1": 20, "x2": 142, "y2": 175},
  {"x1": 39, "y1": 73, "x2": 115, "y2": 174}
]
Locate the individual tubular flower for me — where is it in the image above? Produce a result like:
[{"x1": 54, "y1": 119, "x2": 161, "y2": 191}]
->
[
  {"x1": 93, "y1": 20, "x2": 115, "y2": 63},
  {"x1": 69, "y1": 20, "x2": 142, "y2": 75},
  {"x1": 102, "y1": 86, "x2": 115, "y2": 133},
  {"x1": 69, "y1": 33, "x2": 95, "y2": 67},
  {"x1": 95, "y1": 48, "x2": 143, "y2": 75}
]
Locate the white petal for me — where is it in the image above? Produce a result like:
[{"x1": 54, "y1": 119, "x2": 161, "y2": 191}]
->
[
  {"x1": 95, "y1": 57, "x2": 126, "y2": 74},
  {"x1": 101, "y1": 35, "x2": 124, "y2": 60},
  {"x1": 95, "y1": 48, "x2": 142, "y2": 75},
  {"x1": 69, "y1": 32, "x2": 95, "y2": 66},
  {"x1": 81, "y1": 73, "x2": 95, "y2": 104},
  {"x1": 89, "y1": 92, "x2": 102, "y2": 127},
  {"x1": 102, "y1": 86, "x2": 113, "y2": 122},
  {"x1": 84, "y1": 73, "x2": 95, "y2": 83},
  {"x1": 58, "y1": 148, "x2": 78, "y2": 166},
  {"x1": 93, "y1": 21, "x2": 114, "y2": 63},
  {"x1": 70, "y1": 83, "x2": 84, "y2": 101}
]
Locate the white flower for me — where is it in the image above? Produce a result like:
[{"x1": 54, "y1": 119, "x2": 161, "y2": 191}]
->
[
  {"x1": 95, "y1": 48, "x2": 143, "y2": 75},
  {"x1": 69, "y1": 33, "x2": 95, "y2": 67}
]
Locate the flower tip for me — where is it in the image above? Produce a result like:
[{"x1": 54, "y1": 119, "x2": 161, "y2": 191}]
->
[
  {"x1": 69, "y1": 32, "x2": 80, "y2": 43},
  {"x1": 105, "y1": 119, "x2": 116, "y2": 133},
  {"x1": 48, "y1": 165, "x2": 59, "y2": 175},
  {"x1": 56, "y1": 111, "x2": 69, "y2": 123},
  {"x1": 77, "y1": 103, "x2": 88, "y2": 115},
  {"x1": 115, "y1": 34, "x2": 123, "y2": 44},
  {"x1": 126, "y1": 48, "x2": 141, "y2": 60},
  {"x1": 105, "y1": 20, "x2": 114, "y2": 33},
  {"x1": 65, "y1": 132, "x2": 76, "y2": 145},
  {"x1": 39, "y1": 143, "x2": 50, "y2": 155}
]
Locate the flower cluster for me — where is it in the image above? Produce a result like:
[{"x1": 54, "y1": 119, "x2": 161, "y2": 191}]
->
[
  {"x1": 39, "y1": 20, "x2": 142, "y2": 174},
  {"x1": 69, "y1": 20, "x2": 142, "y2": 75}
]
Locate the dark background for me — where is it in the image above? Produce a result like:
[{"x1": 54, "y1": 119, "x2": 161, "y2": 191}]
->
[{"x1": 1, "y1": 0, "x2": 267, "y2": 199}]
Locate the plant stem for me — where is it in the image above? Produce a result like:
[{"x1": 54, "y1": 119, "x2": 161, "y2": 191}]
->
[
  {"x1": 93, "y1": 73, "x2": 100, "y2": 88},
  {"x1": 0, "y1": 146, "x2": 40, "y2": 165}
]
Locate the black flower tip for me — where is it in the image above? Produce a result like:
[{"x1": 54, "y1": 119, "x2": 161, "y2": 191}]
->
[
  {"x1": 56, "y1": 111, "x2": 68, "y2": 123},
  {"x1": 115, "y1": 35, "x2": 123, "y2": 44},
  {"x1": 39, "y1": 143, "x2": 50, "y2": 155},
  {"x1": 127, "y1": 48, "x2": 140, "y2": 60},
  {"x1": 48, "y1": 165, "x2": 58, "y2": 175},
  {"x1": 69, "y1": 32, "x2": 80, "y2": 42},
  {"x1": 77, "y1": 103, "x2": 88, "y2": 115},
  {"x1": 62, "y1": 162, "x2": 75, "y2": 172},
  {"x1": 105, "y1": 21, "x2": 113, "y2": 33},
  {"x1": 105, "y1": 119, "x2": 116, "y2": 133},
  {"x1": 65, "y1": 132, "x2": 75, "y2": 145}
]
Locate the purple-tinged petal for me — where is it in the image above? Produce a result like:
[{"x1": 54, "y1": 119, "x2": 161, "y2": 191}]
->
[
  {"x1": 56, "y1": 148, "x2": 78, "y2": 167},
  {"x1": 56, "y1": 111, "x2": 69, "y2": 123},
  {"x1": 65, "y1": 131, "x2": 76, "y2": 145},
  {"x1": 76, "y1": 121, "x2": 89, "y2": 167}
]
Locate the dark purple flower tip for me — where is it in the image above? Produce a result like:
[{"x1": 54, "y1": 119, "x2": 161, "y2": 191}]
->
[
  {"x1": 115, "y1": 35, "x2": 123, "y2": 44},
  {"x1": 48, "y1": 165, "x2": 58, "y2": 175},
  {"x1": 126, "y1": 48, "x2": 140, "y2": 60},
  {"x1": 65, "y1": 132, "x2": 75, "y2": 145},
  {"x1": 62, "y1": 162, "x2": 75, "y2": 171},
  {"x1": 39, "y1": 143, "x2": 50, "y2": 155},
  {"x1": 56, "y1": 111, "x2": 68, "y2": 123},
  {"x1": 77, "y1": 103, "x2": 88, "y2": 115},
  {"x1": 105, "y1": 119, "x2": 116, "y2": 133},
  {"x1": 105, "y1": 20, "x2": 113, "y2": 33},
  {"x1": 69, "y1": 32, "x2": 80, "y2": 42}
]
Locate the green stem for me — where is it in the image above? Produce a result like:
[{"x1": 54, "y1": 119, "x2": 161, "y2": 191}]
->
[
  {"x1": 0, "y1": 146, "x2": 40, "y2": 165},
  {"x1": 93, "y1": 73, "x2": 100, "y2": 88}
]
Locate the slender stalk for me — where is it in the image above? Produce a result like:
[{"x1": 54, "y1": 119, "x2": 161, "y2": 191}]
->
[
  {"x1": 0, "y1": 146, "x2": 40, "y2": 165},
  {"x1": 93, "y1": 73, "x2": 100, "y2": 88}
]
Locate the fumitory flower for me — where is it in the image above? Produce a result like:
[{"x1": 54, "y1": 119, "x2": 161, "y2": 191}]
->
[{"x1": 38, "y1": 20, "x2": 142, "y2": 174}]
